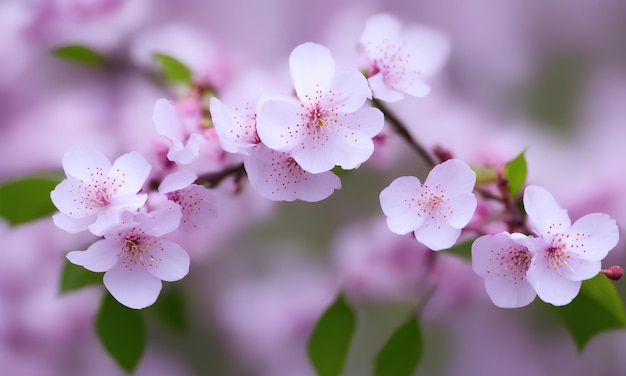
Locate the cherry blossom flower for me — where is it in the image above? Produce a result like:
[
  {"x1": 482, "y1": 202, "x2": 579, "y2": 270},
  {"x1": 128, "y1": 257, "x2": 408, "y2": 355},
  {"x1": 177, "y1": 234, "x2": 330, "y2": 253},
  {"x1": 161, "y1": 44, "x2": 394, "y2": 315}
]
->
[
  {"x1": 358, "y1": 13, "x2": 450, "y2": 102},
  {"x1": 152, "y1": 98, "x2": 207, "y2": 165},
  {"x1": 379, "y1": 159, "x2": 477, "y2": 251},
  {"x1": 157, "y1": 170, "x2": 216, "y2": 231},
  {"x1": 256, "y1": 42, "x2": 384, "y2": 174},
  {"x1": 50, "y1": 145, "x2": 151, "y2": 236},
  {"x1": 211, "y1": 96, "x2": 341, "y2": 202},
  {"x1": 471, "y1": 232, "x2": 537, "y2": 308},
  {"x1": 66, "y1": 202, "x2": 189, "y2": 309},
  {"x1": 523, "y1": 185, "x2": 619, "y2": 306},
  {"x1": 244, "y1": 144, "x2": 341, "y2": 202}
]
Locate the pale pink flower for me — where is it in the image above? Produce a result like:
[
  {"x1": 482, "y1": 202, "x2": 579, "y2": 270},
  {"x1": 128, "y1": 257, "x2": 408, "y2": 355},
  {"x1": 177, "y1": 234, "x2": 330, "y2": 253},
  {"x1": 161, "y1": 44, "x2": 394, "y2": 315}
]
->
[
  {"x1": 157, "y1": 170, "x2": 216, "y2": 231},
  {"x1": 244, "y1": 144, "x2": 341, "y2": 202},
  {"x1": 66, "y1": 202, "x2": 189, "y2": 309},
  {"x1": 471, "y1": 232, "x2": 537, "y2": 308},
  {"x1": 523, "y1": 185, "x2": 619, "y2": 306},
  {"x1": 359, "y1": 13, "x2": 450, "y2": 102},
  {"x1": 211, "y1": 96, "x2": 341, "y2": 202},
  {"x1": 50, "y1": 145, "x2": 151, "y2": 236},
  {"x1": 256, "y1": 42, "x2": 384, "y2": 174},
  {"x1": 379, "y1": 159, "x2": 477, "y2": 251},
  {"x1": 209, "y1": 96, "x2": 260, "y2": 155},
  {"x1": 152, "y1": 98, "x2": 207, "y2": 165}
]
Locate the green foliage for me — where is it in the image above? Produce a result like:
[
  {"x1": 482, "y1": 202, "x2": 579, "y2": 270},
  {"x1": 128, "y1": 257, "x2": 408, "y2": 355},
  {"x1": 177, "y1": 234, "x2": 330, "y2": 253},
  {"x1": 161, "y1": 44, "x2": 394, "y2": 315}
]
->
[
  {"x1": 446, "y1": 239, "x2": 473, "y2": 261},
  {"x1": 59, "y1": 260, "x2": 103, "y2": 293},
  {"x1": 0, "y1": 174, "x2": 62, "y2": 225},
  {"x1": 553, "y1": 274, "x2": 626, "y2": 351},
  {"x1": 152, "y1": 53, "x2": 193, "y2": 84},
  {"x1": 146, "y1": 286, "x2": 188, "y2": 332},
  {"x1": 51, "y1": 45, "x2": 105, "y2": 65},
  {"x1": 503, "y1": 150, "x2": 527, "y2": 199},
  {"x1": 374, "y1": 315, "x2": 423, "y2": 376},
  {"x1": 308, "y1": 295, "x2": 356, "y2": 376},
  {"x1": 472, "y1": 165, "x2": 498, "y2": 185},
  {"x1": 96, "y1": 293, "x2": 146, "y2": 373}
]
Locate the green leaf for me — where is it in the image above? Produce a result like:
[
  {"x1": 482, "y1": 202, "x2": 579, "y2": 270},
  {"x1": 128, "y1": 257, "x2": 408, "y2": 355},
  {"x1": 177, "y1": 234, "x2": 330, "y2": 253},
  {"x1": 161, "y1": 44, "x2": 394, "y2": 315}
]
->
[
  {"x1": 472, "y1": 164, "x2": 498, "y2": 184},
  {"x1": 96, "y1": 293, "x2": 146, "y2": 372},
  {"x1": 51, "y1": 45, "x2": 105, "y2": 65},
  {"x1": 374, "y1": 315, "x2": 423, "y2": 376},
  {"x1": 552, "y1": 274, "x2": 626, "y2": 351},
  {"x1": 503, "y1": 150, "x2": 527, "y2": 199},
  {"x1": 0, "y1": 174, "x2": 62, "y2": 225},
  {"x1": 146, "y1": 287, "x2": 188, "y2": 332},
  {"x1": 153, "y1": 53, "x2": 193, "y2": 84},
  {"x1": 59, "y1": 259, "x2": 103, "y2": 293},
  {"x1": 308, "y1": 295, "x2": 356, "y2": 376},
  {"x1": 446, "y1": 239, "x2": 474, "y2": 261}
]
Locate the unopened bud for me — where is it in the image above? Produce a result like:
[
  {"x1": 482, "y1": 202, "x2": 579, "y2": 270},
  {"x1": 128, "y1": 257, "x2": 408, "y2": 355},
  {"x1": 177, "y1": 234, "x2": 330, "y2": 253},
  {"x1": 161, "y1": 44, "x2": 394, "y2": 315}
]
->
[{"x1": 601, "y1": 265, "x2": 624, "y2": 281}]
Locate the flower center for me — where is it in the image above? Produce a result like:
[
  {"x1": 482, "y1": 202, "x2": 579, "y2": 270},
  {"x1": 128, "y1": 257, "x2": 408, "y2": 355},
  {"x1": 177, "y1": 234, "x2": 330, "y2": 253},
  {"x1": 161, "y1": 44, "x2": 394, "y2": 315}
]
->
[
  {"x1": 118, "y1": 231, "x2": 156, "y2": 270},
  {"x1": 545, "y1": 234, "x2": 571, "y2": 270}
]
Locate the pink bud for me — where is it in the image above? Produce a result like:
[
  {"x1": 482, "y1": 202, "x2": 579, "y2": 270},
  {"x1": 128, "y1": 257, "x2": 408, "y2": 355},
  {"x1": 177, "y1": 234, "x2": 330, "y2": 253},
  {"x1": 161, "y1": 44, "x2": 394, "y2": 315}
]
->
[{"x1": 601, "y1": 265, "x2": 624, "y2": 281}]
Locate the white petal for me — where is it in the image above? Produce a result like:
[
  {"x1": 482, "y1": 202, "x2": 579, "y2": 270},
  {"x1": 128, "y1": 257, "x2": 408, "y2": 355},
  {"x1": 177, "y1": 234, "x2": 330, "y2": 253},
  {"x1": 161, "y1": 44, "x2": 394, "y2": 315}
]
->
[
  {"x1": 50, "y1": 178, "x2": 92, "y2": 218},
  {"x1": 67, "y1": 239, "x2": 118, "y2": 272},
  {"x1": 368, "y1": 73, "x2": 406, "y2": 102},
  {"x1": 446, "y1": 192, "x2": 478, "y2": 229},
  {"x1": 52, "y1": 212, "x2": 94, "y2": 233},
  {"x1": 329, "y1": 71, "x2": 371, "y2": 113},
  {"x1": 175, "y1": 184, "x2": 217, "y2": 231},
  {"x1": 245, "y1": 146, "x2": 341, "y2": 202},
  {"x1": 359, "y1": 13, "x2": 402, "y2": 60},
  {"x1": 414, "y1": 219, "x2": 461, "y2": 251},
  {"x1": 158, "y1": 170, "x2": 198, "y2": 194},
  {"x1": 104, "y1": 266, "x2": 162, "y2": 309},
  {"x1": 108, "y1": 151, "x2": 151, "y2": 195},
  {"x1": 137, "y1": 201, "x2": 182, "y2": 237},
  {"x1": 88, "y1": 208, "x2": 125, "y2": 236},
  {"x1": 289, "y1": 42, "x2": 335, "y2": 102},
  {"x1": 210, "y1": 97, "x2": 259, "y2": 154},
  {"x1": 566, "y1": 213, "x2": 619, "y2": 261},
  {"x1": 484, "y1": 277, "x2": 536, "y2": 308},
  {"x1": 153, "y1": 98, "x2": 184, "y2": 141},
  {"x1": 256, "y1": 96, "x2": 303, "y2": 151},
  {"x1": 424, "y1": 159, "x2": 476, "y2": 195},
  {"x1": 145, "y1": 239, "x2": 190, "y2": 282},
  {"x1": 379, "y1": 176, "x2": 425, "y2": 235},
  {"x1": 527, "y1": 254, "x2": 581, "y2": 306},
  {"x1": 340, "y1": 106, "x2": 385, "y2": 138},
  {"x1": 523, "y1": 185, "x2": 571, "y2": 236},
  {"x1": 62, "y1": 144, "x2": 111, "y2": 181},
  {"x1": 403, "y1": 25, "x2": 450, "y2": 77},
  {"x1": 399, "y1": 78, "x2": 431, "y2": 98}
]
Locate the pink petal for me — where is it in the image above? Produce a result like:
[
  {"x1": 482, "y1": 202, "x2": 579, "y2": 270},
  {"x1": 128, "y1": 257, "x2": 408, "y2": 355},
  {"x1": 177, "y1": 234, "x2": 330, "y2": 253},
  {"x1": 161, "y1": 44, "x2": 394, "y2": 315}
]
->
[
  {"x1": 329, "y1": 71, "x2": 371, "y2": 113},
  {"x1": 174, "y1": 184, "x2": 217, "y2": 231},
  {"x1": 368, "y1": 73, "x2": 405, "y2": 102},
  {"x1": 62, "y1": 144, "x2": 111, "y2": 181},
  {"x1": 88, "y1": 208, "x2": 125, "y2": 236},
  {"x1": 360, "y1": 13, "x2": 402, "y2": 60},
  {"x1": 158, "y1": 170, "x2": 198, "y2": 194},
  {"x1": 210, "y1": 97, "x2": 259, "y2": 154},
  {"x1": 256, "y1": 96, "x2": 303, "y2": 152},
  {"x1": 108, "y1": 151, "x2": 151, "y2": 195},
  {"x1": 398, "y1": 79, "x2": 431, "y2": 98},
  {"x1": 523, "y1": 185, "x2": 571, "y2": 236},
  {"x1": 50, "y1": 178, "x2": 90, "y2": 217},
  {"x1": 566, "y1": 213, "x2": 619, "y2": 261},
  {"x1": 526, "y1": 257, "x2": 582, "y2": 306},
  {"x1": 402, "y1": 25, "x2": 450, "y2": 77},
  {"x1": 137, "y1": 201, "x2": 182, "y2": 237},
  {"x1": 424, "y1": 159, "x2": 476, "y2": 195},
  {"x1": 104, "y1": 266, "x2": 162, "y2": 309},
  {"x1": 145, "y1": 239, "x2": 190, "y2": 282},
  {"x1": 289, "y1": 43, "x2": 335, "y2": 102},
  {"x1": 446, "y1": 192, "x2": 478, "y2": 229},
  {"x1": 379, "y1": 176, "x2": 425, "y2": 234},
  {"x1": 153, "y1": 98, "x2": 184, "y2": 141},
  {"x1": 340, "y1": 106, "x2": 385, "y2": 138},
  {"x1": 471, "y1": 233, "x2": 536, "y2": 308},
  {"x1": 413, "y1": 219, "x2": 461, "y2": 251},
  {"x1": 244, "y1": 145, "x2": 341, "y2": 202},
  {"x1": 67, "y1": 239, "x2": 118, "y2": 272},
  {"x1": 52, "y1": 212, "x2": 94, "y2": 233}
]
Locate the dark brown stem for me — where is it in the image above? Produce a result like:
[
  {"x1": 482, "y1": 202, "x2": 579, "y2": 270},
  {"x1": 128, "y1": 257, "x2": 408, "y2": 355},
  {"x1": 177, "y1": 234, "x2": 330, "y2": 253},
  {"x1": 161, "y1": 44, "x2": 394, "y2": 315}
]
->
[
  {"x1": 195, "y1": 163, "x2": 246, "y2": 188},
  {"x1": 372, "y1": 98, "x2": 439, "y2": 167}
]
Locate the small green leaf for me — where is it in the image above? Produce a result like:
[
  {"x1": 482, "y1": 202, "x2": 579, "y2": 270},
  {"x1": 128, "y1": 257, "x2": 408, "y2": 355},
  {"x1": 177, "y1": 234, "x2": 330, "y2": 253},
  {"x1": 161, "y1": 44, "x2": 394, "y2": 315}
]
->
[
  {"x1": 51, "y1": 45, "x2": 105, "y2": 65},
  {"x1": 308, "y1": 295, "x2": 356, "y2": 376},
  {"x1": 96, "y1": 293, "x2": 146, "y2": 372},
  {"x1": 59, "y1": 259, "x2": 103, "y2": 293},
  {"x1": 0, "y1": 174, "x2": 62, "y2": 225},
  {"x1": 446, "y1": 239, "x2": 474, "y2": 261},
  {"x1": 472, "y1": 164, "x2": 498, "y2": 184},
  {"x1": 552, "y1": 274, "x2": 626, "y2": 351},
  {"x1": 146, "y1": 287, "x2": 188, "y2": 332},
  {"x1": 503, "y1": 150, "x2": 527, "y2": 199},
  {"x1": 374, "y1": 315, "x2": 423, "y2": 376},
  {"x1": 153, "y1": 53, "x2": 193, "y2": 84}
]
